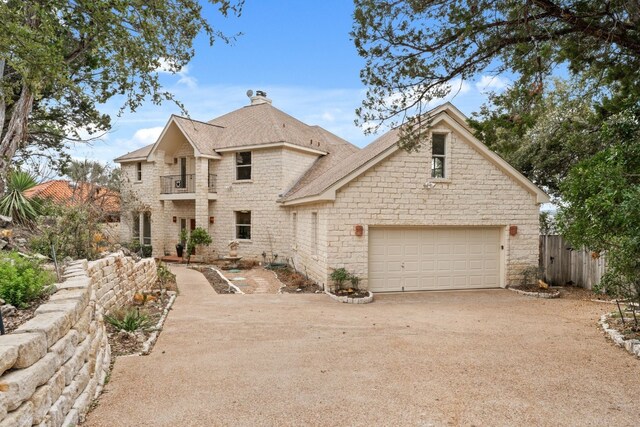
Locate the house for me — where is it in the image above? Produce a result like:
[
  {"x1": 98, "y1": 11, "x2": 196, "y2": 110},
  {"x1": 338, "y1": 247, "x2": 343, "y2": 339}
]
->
[{"x1": 115, "y1": 92, "x2": 549, "y2": 291}]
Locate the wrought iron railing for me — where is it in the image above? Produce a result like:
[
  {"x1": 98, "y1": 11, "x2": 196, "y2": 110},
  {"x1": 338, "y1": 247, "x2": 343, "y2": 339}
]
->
[{"x1": 160, "y1": 174, "x2": 217, "y2": 194}]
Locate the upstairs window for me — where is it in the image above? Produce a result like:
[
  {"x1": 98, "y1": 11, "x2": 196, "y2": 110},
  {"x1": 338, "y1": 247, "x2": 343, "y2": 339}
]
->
[
  {"x1": 431, "y1": 134, "x2": 446, "y2": 178},
  {"x1": 236, "y1": 152, "x2": 252, "y2": 180},
  {"x1": 235, "y1": 211, "x2": 251, "y2": 240},
  {"x1": 136, "y1": 162, "x2": 142, "y2": 181}
]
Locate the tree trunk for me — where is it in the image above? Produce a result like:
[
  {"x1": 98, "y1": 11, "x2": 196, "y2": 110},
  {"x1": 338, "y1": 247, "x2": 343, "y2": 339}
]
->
[{"x1": 0, "y1": 83, "x2": 34, "y2": 193}]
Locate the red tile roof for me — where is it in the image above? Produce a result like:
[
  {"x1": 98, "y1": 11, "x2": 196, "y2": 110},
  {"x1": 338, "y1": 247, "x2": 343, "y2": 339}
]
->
[{"x1": 24, "y1": 180, "x2": 120, "y2": 213}]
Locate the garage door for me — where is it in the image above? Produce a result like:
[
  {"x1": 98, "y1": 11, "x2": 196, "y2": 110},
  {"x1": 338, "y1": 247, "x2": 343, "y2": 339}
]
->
[{"x1": 368, "y1": 227, "x2": 500, "y2": 292}]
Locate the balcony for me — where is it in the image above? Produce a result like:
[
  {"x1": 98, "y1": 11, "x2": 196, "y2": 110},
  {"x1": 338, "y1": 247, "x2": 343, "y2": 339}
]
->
[{"x1": 159, "y1": 174, "x2": 217, "y2": 200}]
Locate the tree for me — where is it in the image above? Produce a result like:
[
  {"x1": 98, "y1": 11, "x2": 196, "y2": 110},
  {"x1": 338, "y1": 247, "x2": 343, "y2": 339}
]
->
[
  {"x1": 352, "y1": 0, "x2": 640, "y2": 149},
  {"x1": 0, "y1": 0, "x2": 243, "y2": 191},
  {"x1": 185, "y1": 227, "x2": 212, "y2": 265},
  {"x1": 62, "y1": 159, "x2": 119, "y2": 188},
  {"x1": 468, "y1": 79, "x2": 609, "y2": 198},
  {"x1": 558, "y1": 107, "x2": 640, "y2": 327}
]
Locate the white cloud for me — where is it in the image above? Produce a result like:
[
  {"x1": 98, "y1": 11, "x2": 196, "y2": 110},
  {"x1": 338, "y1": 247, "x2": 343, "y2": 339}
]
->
[
  {"x1": 475, "y1": 75, "x2": 511, "y2": 94},
  {"x1": 156, "y1": 58, "x2": 197, "y2": 89},
  {"x1": 132, "y1": 126, "x2": 164, "y2": 146}
]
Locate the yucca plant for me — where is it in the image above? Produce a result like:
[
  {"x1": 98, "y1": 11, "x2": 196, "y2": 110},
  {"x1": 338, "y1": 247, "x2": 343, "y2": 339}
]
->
[
  {"x1": 104, "y1": 308, "x2": 155, "y2": 332},
  {"x1": 0, "y1": 171, "x2": 41, "y2": 224}
]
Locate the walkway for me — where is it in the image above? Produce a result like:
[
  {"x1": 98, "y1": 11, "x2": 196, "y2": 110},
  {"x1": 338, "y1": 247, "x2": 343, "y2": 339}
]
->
[{"x1": 85, "y1": 268, "x2": 640, "y2": 426}]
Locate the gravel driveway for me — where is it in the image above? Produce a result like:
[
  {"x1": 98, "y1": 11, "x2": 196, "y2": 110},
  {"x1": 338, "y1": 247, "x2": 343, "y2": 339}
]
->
[{"x1": 86, "y1": 267, "x2": 640, "y2": 426}]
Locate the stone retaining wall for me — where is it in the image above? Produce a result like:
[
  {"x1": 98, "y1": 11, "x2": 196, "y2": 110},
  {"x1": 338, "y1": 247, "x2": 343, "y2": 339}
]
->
[{"x1": 0, "y1": 252, "x2": 157, "y2": 426}]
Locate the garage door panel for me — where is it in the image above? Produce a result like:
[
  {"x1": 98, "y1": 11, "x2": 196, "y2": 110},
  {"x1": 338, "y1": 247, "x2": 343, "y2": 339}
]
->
[{"x1": 369, "y1": 227, "x2": 500, "y2": 292}]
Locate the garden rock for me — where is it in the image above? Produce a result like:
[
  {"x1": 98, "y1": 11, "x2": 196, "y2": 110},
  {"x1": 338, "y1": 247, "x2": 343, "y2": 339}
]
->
[
  {"x1": 0, "y1": 215, "x2": 11, "y2": 228},
  {"x1": 0, "y1": 239, "x2": 7, "y2": 250},
  {"x1": 1, "y1": 304, "x2": 16, "y2": 317}
]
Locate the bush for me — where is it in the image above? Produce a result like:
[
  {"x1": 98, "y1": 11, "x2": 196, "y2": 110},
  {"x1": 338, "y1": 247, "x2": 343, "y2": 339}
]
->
[
  {"x1": 0, "y1": 252, "x2": 54, "y2": 308},
  {"x1": 141, "y1": 245, "x2": 153, "y2": 258},
  {"x1": 329, "y1": 267, "x2": 350, "y2": 291},
  {"x1": 104, "y1": 308, "x2": 155, "y2": 332}
]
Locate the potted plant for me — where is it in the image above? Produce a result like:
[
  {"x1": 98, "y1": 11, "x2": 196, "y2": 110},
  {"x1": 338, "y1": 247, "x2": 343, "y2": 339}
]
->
[{"x1": 176, "y1": 229, "x2": 187, "y2": 258}]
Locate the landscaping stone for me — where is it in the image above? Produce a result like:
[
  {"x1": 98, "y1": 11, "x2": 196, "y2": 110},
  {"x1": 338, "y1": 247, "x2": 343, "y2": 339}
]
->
[
  {"x1": 0, "y1": 352, "x2": 60, "y2": 411},
  {"x1": 0, "y1": 346, "x2": 18, "y2": 377},
  {"x1": 0, "y1": 401, "x2": 33, "y2": 427},
  {"x1": 14, "y1": 310, "x2": 74, "y2": 348},
  {"x1": 0, "y1": 332, "x2": 48, "y2": 369}
]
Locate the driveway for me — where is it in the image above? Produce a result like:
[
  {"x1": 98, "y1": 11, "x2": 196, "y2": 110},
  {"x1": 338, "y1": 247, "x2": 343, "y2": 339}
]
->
[{"x1": 85, "y1": 267, "x2": 640, "y2": 426}]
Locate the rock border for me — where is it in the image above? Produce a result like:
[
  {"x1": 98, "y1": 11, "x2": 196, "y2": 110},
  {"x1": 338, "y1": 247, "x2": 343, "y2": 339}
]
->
[
  {"x1": 326, "y1": 291, "x2": 374, "y2": 304},
  {"x1": 140, "y1": 291, "x2": 177, "y2": 356},
  {"x1": 599, "y1": 313, "x2": 640, "y2": 359},
  {"x1": 507, "y1": 287, "x2": 560, "y2": 299},
  {"x1": 209, "y1": 266, "x2": 244, "y2": 294}
]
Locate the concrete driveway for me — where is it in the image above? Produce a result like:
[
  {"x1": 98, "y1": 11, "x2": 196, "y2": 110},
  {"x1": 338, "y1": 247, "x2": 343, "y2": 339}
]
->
[{"x1": 86, "y1": 267, "x2": 640, "y2": 426}]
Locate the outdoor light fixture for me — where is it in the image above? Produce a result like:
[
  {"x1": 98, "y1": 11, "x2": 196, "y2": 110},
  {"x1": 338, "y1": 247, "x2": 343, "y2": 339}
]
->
[
  {"x1": 355, "y1": 225, "x2": 364, "y2": 236},
  {"x1": 209, "y1": 217, "x2": 215, "y2": 224},
  {"x1": 172, "y1": 216, "x2": 177, "y2": 223},
  {"x1": 509, "y1": 225, "x2": 518, "y2": 236}
]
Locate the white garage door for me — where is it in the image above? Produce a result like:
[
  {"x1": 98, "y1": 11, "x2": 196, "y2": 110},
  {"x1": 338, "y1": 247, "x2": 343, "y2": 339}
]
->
[{"x1": 368, "y1": 227, "x2": 500, "y2": 292}]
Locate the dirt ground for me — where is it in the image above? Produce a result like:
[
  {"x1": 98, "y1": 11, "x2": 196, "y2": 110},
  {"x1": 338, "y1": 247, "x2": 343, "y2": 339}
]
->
[
  {"x1": 217, "y1": 266, "x2": 282, "y2": 294},
  {"x1": 85, "y1": 267, "x2": 640, "y2": 427}
]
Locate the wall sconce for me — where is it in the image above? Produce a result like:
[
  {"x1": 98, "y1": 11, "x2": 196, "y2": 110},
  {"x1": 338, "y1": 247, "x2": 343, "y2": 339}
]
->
[
  {"x1": 355, "y1": 225, "x2": 364, "y2": 236},
  {"x1": 209, "y1": 216, "x2": 215, "y2": 224},
  {"x1": 509, "y1": 225, "x2": 518, "y2": 236},
  {"x1": 172, "y1": 216, "x2": 177, "y2": 223}
]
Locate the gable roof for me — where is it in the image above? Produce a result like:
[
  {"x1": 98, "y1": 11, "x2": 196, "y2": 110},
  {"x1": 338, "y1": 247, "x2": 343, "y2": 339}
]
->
[
  {"x1": 24, "y1": 180, "x2": 120, "y2": 212},
  {"x1": 114, "y1": 144, "x2": 153, "y2": 162},
  {"x1": 281, "y1": 102, "x2": 550, "y2": 205}
]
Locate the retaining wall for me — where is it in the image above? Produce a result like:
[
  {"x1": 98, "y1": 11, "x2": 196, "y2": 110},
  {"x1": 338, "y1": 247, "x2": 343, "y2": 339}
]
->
[{"x1": 0, "y1": 253, "x2": 157, "y2": 426}]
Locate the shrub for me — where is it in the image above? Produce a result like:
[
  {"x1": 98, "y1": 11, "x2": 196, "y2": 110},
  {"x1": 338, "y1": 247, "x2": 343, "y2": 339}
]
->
[
  {"x1": 329, "y1": 267, "x2": 350, "y2": 291},
  {"x1": 0, "y1": 171, "x2": 42, "y2": 225},
  {"x1": 104, "y1": 308, "x2": 155, "y2": 332},
  {"x1": 0, "y1": 252, "x2": 54, "y2": 307},
  {"x1": 141, "y1": 245, "x2": 153, "y2": 258},
  {"x1": 185, "y1": 227, "x2": 212, "y2": 264}
]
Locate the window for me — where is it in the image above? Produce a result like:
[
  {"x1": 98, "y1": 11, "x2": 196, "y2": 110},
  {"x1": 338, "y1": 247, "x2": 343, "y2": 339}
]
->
[
  {"x1": 136, "y1": 162, "x2": 142, "y2": 181},
  {"x1": 132, "y1": 213, "x2": 140, "y2": 240},
  {"x1": 142, "y1": 212, "x2": 151, "y2": 245},
  {"x1": 236, "y1": 152, "x2": 252, "y2": 180},
  {"x1": 235, "y1": 211, "x2": 251, "y2": 240},
  {"x1": 311, "y1": 212, "x2": 318, "y2": 255},
  {"x1": 292, "y1": 212, "x2": 297, "y2": 245},
  {"x1": 431, "y1": 134, "x2": 446, "y2": 178}
]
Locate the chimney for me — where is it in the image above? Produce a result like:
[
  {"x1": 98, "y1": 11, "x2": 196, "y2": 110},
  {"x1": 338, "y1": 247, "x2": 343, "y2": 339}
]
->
[{"x1": 249, "y1": 89, "x2": 272, "y2": 105}]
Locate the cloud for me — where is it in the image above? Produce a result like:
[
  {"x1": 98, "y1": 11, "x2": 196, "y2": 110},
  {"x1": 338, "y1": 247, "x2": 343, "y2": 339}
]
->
[
  {"x1": 156, "y1": 58, "x2": 198, "y2": 89},
  {"x1": 475, "y1": 75, "x2": 511, "y2": 94},
  {"x1": 131, "y1": 126, "x2": 164, "y2": 147}
]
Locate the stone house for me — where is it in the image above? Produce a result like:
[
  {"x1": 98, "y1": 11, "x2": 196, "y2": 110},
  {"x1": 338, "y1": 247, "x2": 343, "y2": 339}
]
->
[{"x1": 115, "y1": 93, "x2": 549, "y2": 291}]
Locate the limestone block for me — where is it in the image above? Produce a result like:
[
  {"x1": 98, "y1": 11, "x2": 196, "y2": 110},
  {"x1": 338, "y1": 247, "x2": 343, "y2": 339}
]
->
[
  {"x1": 35, "y1": 299, "x2": 85, "y2": 325},
  {"x1": 60, "y1": 364, "x2": 90, "y2": 416},
  {"x1": 72, "y1": 306, "x2": 92, "y2": 341},
  {"x1": 62, "y1": 408, "x2": 79, "y2": 427},
  {"x1": 46, "y1": 394, "x2": 68, "y2": 427},
  {"x1": 0, "y1": 392, "x2": 7, "y2": 419},
  {"x1": 14, "y1": 310, "x2": 74, "y2": 348},
  {"x1": 55, "y1": 277, "x2": 90, "y2": 291},
  {"x1": 48, "y1": 288, "x2": 90, "y2": 308},
  {"x1": 0, "y1": 352, "x2": 60, "y2": 411},
  {"x1": 0, "y1": 345, "x2": 18, "y2": 376},
  {"x1": 0, "y1": 401, "x2": 34, "y2": 427},
  {"x1": 63, "y1": 335, "x2": 90, "y2": 386},
  {"x1": 0, "y1": 332, "x2": 47, "y2": 369},
  {"x1": 46, "y1": 368, "x2": 66, "y2": 414},
  {"x1": 49, "y1": 330, "x2": 80, "y2": 364},
  {"x1": 29, "y1": 383, "x2": 52, "y2": 424}
]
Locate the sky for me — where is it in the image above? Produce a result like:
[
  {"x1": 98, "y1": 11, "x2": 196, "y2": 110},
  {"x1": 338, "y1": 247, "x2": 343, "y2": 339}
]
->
[{"x1": 67, "y1": 1, "x2": 510, "y2": 165}]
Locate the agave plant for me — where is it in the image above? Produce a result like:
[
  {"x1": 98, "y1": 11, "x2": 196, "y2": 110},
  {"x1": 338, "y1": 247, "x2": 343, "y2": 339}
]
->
[
  {"x1": 0, "y1": 171, "x2": 42, "y2": 224},
  {"x1": 105, "y1": 308, "x2": 155, "y2": 332}
]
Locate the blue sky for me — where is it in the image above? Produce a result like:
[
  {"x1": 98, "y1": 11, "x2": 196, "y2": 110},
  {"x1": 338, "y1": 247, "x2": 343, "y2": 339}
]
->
[{"x1": 68, "y1": 1, "x2": 509, "y2": 164}]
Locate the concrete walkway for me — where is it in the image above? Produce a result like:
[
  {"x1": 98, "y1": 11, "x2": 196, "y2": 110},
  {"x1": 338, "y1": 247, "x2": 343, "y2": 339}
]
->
[{"x1": 85, "y1": 268, "x2": 640, "y2": 426}]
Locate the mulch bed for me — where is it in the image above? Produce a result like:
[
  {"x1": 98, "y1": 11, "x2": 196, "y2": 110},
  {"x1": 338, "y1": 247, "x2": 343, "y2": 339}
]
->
[
  {"x1": 273, "y1": 267, "x2": 321, "y2": 293},
  {"x1": 105, "y1": 290, "x2": 173, "y2": 357},
  {"x1": 331, "y1": 289, "x2": 370, "y2": 298},
  {"x1": 2, "y1": 293, "x2": 52, "y2": 334},
  {"x1": 193, "y1": 267, "x2": 237, "y2": 294},
  {"x1": 510, "y1": 283, "x2": 559, "y2": 294},
  {"x1": 608, "y1": 315, "x2": 640, "y2": 341}
]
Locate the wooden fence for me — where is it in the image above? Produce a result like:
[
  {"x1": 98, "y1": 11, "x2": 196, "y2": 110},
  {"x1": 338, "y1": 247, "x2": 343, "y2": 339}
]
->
[{"x1": 539, "y1": 235, "x2": 607, "y2": 290}]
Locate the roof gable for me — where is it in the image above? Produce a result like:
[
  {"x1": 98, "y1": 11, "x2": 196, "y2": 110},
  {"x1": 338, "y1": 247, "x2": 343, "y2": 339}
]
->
[{"x1": 281, "y1": 103, "x2": 549, "y2": 205}]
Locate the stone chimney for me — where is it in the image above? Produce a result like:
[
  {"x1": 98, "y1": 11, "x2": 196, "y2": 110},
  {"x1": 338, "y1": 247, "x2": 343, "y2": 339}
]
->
[{"x1": 250, "y1": 90, "x2": 272, "y2": 105}]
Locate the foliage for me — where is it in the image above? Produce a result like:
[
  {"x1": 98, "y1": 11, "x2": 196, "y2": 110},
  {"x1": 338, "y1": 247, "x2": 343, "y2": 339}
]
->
[
  {"x1": 105, "y1": 308, "x2": 154, "y2": 333},
  {"x1": 0, "y1": 251, "x2": 54, "y2": 307},
  {"x1": 185, "y1": 227, "x2": 212, "y2": 264},
  {"x1": 352, "y1": 1, "x2": 640, "y2": 150},
  {"x1": 0, "y1": 0, "x2": 243, "y2": 188},
  {"x1": 141, "y1": 245, "x2": 153, "y2": 258},
  {"x1": 468, "y1": 79, "x2": 608, "y2": 197},
  {"x1": 156, "y1": 261, "x2": 176, "y2": 288},
  {"x1": 0, "y1": 170, "x2": 41, "y2": 224},
  {"x1": 30, "y1": 203, "x2": 109, "y2": 260},
  {"x1": 558, "y1": 107, "x2": 640, "y2": 328},
  {"x1": 539, "y1": 211, "x2": 557, "y2": 235},
  {"x1": 521, "y1": 265, "x2": 541, "y2": 286},
  {"x1": 62, "y1": 159, "x2": 121, "y2": 190}
]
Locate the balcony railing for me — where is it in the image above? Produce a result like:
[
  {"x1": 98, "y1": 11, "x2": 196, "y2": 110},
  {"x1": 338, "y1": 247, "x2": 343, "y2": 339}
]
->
[{"x1": 160, "y1": 174, "x2": 217, "y2": 194}]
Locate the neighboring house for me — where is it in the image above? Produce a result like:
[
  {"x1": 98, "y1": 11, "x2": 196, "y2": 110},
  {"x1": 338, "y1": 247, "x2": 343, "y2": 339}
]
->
[
  {"x1": 24, "y1": 180, "x2": 121, "y2": 239},
  {"x1": 115, "y1": 92, "x2": 549, "y2": 291}
]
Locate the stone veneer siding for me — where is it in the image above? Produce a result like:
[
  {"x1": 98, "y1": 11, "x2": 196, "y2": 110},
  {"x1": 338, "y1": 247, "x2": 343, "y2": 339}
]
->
[
  {"x1": 288, "y1": 125, "x2": 540, "y2": 289},
  {"x1": 0, "y1": 253, "x2": 157, "y2": 427}
]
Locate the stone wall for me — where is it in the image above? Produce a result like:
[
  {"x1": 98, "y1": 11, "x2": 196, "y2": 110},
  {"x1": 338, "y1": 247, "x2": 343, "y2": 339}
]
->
[{"x1": 0, "y1": 253, "x2": 157, "y2": 427}]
